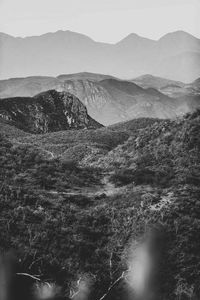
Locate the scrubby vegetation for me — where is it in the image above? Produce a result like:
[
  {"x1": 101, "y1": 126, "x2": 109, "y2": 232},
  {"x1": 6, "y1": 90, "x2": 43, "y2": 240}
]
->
[
  {"x1": 1, "y1": 111, "x2": 200, "y2": 299},
  {"x1": 11, "y1": 127, "x2": 129, "y2": 162},
  {"x1": 0, "y1": 117, "x2": 28, "y2": 139},
  {"x1": 109, "y1": 117, "x2": 163, "y2": 134}
]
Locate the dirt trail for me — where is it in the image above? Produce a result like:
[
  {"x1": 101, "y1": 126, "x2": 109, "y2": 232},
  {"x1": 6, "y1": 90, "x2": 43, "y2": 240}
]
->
[
  {"x1": 100, "y1": 173, "x2": 122, "y2": 196},
  {"x1": 49, "y1": 173, "x2": 122, "y2": 197}
]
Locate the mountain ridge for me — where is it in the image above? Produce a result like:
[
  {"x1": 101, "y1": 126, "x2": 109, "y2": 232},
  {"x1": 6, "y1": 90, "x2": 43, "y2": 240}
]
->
[
  {"x1": 0, "y1": 89, "x2": 102, "y2": 133},
  {"x1": 1, "y1": 30, "x2": 200, "y2": 81},
  {"x1": 1, "y1": 29, "x2": 199, "y2": 43},
  {"x1": 0, "y1": 73, "x2": 200, "y2": 125}
]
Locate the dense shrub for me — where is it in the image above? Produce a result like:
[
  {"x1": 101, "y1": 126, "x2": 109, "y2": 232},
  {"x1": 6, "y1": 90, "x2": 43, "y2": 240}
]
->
[
  {"x1": 110, "y1": 169, "x2": 135, "y2": 186},
  {"x1": 1, "y1": 110, "x2": 200, "y2": 299}
]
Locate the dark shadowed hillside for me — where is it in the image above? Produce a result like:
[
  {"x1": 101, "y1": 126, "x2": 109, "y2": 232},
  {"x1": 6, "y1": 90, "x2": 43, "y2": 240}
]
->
[{"x1": 0, "y1": 90, "x2": 101, "y2": 133}]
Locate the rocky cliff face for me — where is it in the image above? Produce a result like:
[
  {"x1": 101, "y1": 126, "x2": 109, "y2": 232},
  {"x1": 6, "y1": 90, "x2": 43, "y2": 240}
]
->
[
  {"x1": 63, "y1": 79, "x2": 120, "y2": 125},
  {"x1": 63, "y1": 78, "x2": 188, "y2": 125},
  {"x1": 0, "y1": 90, "x2": 101, "y2": 133}
]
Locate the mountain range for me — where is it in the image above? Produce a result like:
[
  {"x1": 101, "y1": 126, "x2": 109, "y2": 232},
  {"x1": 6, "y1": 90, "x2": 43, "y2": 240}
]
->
[
  {"x1": 1, "y1": 30, "x2": 200, "y2": 82},
  {"x1": 1, "y1": 29, "x2": 200, "y2": 300},
  {"x1": 0, "y1": 72, "x2": 200, "y2": 125}
]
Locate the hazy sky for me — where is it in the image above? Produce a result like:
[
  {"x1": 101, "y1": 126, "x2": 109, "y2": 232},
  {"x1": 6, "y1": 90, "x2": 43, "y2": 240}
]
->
[{"x1": 0, "y1": 0, "x2": 199, "y2": 42}]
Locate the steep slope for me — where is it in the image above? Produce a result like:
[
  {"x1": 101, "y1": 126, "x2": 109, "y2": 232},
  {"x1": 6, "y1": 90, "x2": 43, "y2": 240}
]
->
[
  {"x1": 62, "y1": 78, "x2": 126, "y2": 125},
  {"x1": 1, "y1": 30, "x2": 200, "y2": 81},
  {"x1": 63, "y1": 78, "x2": 189, "y2": 124},
  {"x1": 0, "y1": 74, "x2": 200, "y2": 125},
  {"x1": 0, "y1": 75, "x2": 184, "y2": 125},
  {"x1": 0, "y1": 72, "x2": 113, "y2": 99},
  {"x1": 0, "y1": 90, "x2": 101, "y2": 133}
]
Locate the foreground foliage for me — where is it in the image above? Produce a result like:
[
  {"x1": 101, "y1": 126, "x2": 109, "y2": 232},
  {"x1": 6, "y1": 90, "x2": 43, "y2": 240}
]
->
[{"x1": 0, "y1": 111, "x2": 200, "y2": 299}]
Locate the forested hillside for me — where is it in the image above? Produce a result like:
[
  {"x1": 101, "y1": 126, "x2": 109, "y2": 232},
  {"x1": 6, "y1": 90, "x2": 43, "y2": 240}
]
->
[{"x1": 0, "y1": 110, "x2": 200, "y2": 299}]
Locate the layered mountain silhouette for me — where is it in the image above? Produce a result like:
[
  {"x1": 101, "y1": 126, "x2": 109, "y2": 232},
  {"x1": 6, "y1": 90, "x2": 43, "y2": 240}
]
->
[
  {"x1": 0, "y1": 90, "x2": 101, "y2": 133},
  {"x1": 64, "y1": 77, "x2": 183, "y2": 124},
  {"x1": 0, "y1": 72, "x2": 200, "y2": 125},
  {"x1": 132, "y1": 74, "x2": 200, "y2": 98},
  {"x1": 0, "y1": 30, "x2": 200, "y2": 82},
  {"x1": 132, "y1": 74, "x2": 185, "y2": 91}
]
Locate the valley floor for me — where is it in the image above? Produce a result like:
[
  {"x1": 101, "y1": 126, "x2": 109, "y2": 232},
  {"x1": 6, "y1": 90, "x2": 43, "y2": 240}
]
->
[{"x1": 47, "y1": 173, "x2": 123, "y2": 198}]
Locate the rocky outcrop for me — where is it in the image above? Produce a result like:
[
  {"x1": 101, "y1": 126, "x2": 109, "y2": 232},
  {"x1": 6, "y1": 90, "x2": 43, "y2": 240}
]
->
[
  {"x1": 0, "y1": 90, "x2": 101, "y2": 133},
  {"x1": 62, "y1": 78, "x2": 186, "y2": 125}
]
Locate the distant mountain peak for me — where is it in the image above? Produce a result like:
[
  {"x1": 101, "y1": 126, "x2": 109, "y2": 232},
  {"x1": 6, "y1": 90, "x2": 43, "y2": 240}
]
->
[
  {"x1": 134, "y1": 74, "x2": 157, "y2": 80},
  {"x1": 117, "y1": 32, "x2": 154, "y2": 45},
  {"x1": 0, "y1": 30, "x2": 200, "y2": 81},
  {"x1": 23, "y1": 29, "x2": 95, "y2": 43},
  {"x1": 159, "y1": 30, "x2": 198, "y2": 41},
  {"x1": 123, "y1": 32, "x2": 140, "y2": 39},
  {"x1": 53, "y1": 29, "x2": 92, "y2": 38}
]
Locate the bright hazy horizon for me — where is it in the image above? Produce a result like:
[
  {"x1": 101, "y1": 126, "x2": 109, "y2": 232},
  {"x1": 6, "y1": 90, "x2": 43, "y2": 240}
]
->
[{"x1": 0, "y1": 0, "x2": 200, "y2": 43}]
